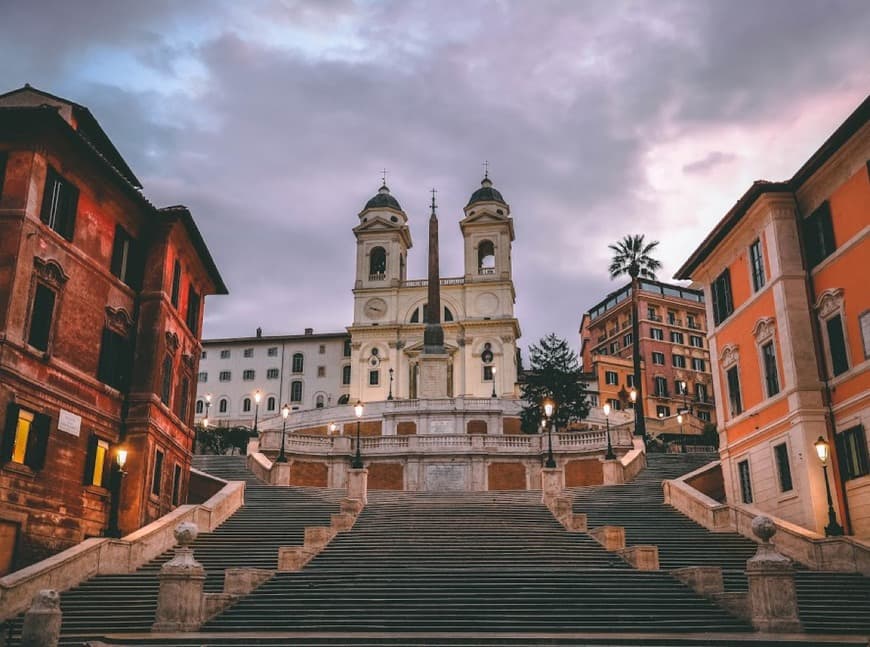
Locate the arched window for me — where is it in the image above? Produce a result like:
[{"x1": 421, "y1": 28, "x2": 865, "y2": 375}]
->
[
  {"x1": 219, "y1": 398, "x2": 228, "y2": 413},
  {"x1": 195, "y1": 400, "x2": 204, "y2": 414},
  {"x1": 444, "y1": 307, "x2": 454, "y2": 322},
  {"x1": 410, "y1": 304, "x2": 454, "y2": 323},
  {"x1": 478, "y1": 240, "x2": 495, "y2": 274},
  {"x1": 242, "y1": 397, "x2": 251, "y2": 413},
  {"x1": 315, "y1": 394, "x2": 325, "y2": 408},
  {"x1": 292, "y1": 353, "x2": 304, "y2": 373},
  {"x1": 267, "y1": 396, "x2": 276, "y2": 411},
  {"x1": 410, "y1": 308, "x2": 420, "y2": 323},
  {"x1": 369, "y1": 246, "x2": 386, "y2": 278},
  {"x1": 290, "y1": 380, "x2": 303, "y2": 402},
  {"x1": 337, "y1": 394, "x2": 350, "y2": 405}
]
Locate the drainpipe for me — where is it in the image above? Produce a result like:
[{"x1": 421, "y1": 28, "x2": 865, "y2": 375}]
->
[{"x1": 792, "y1": 200, "x2": 852, "y2": 534}]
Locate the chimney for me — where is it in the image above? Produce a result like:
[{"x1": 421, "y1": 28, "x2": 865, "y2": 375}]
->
[{"x1": 305, "y1": 328, "x2": 313, "y2": 335}]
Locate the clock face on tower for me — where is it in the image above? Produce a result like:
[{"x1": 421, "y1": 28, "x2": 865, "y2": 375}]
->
[{"x1": 364, "y1": 297, "x2": 388, "y2": 320}]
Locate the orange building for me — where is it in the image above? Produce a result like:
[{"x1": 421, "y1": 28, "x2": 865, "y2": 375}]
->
[
  {"x1": 0, "y1": 85, "x2": 226, "y2": 572},
  {"x1": 676, "y1": 95, "x2": 869, "y2": 537},
  {"x1": 579, "y1": 279, "x2": 716, "y2": 429}
]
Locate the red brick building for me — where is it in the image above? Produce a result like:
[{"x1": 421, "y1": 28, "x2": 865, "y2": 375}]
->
[{"x1": 0, "y1": 85, "x2": 226, "y2": 573}]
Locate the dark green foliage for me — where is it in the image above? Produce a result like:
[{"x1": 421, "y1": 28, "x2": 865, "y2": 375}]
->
[
  {"x1": 520, "y1": 333, "x2": 589, "y2": 433},
  {"x1": 196, "y1": 425, "x2": 254, "y2": 455}
]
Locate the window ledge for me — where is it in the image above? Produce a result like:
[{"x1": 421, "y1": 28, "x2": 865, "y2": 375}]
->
[
  {"x1": 777, "y1": 491, "x2": 799, "y2": 505},
  {"x1": 1, "y1": 461, "x2": 36, "y2": 478},
  {"x1": 83, "y1": 484, "x2": 110, "y2": 498}
]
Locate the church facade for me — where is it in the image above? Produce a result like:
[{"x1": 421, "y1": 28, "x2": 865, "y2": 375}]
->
[{"x1": 347, "y1": 177, "x2": 521, "y2": 404}]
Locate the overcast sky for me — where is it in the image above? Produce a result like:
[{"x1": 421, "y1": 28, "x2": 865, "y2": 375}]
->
[{"x1": 2, "y1": 1, "x2": 868, "y2": 357}]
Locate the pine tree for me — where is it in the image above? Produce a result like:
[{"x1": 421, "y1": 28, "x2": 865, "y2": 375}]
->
[{"x1": 520, "y1": 333, "x2": 589, "y2": 433}]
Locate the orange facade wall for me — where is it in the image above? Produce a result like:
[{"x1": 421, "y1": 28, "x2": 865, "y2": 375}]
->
[
  {"x1": 503, "y1": 418, "x2": 521, "y2": 435},
  {"x1": 467, "y1": 420, "x2": 488, "y2": 434},
  {"x1": 288, "y1": 460, "x2": 328, "y2": 487},
  {"x1": 367, "y1": 462, "x2": 404, "y2": 490},
  {"x1": 565, "y1": 459, "x2": 604, "y2": 486},
  {"x1": 487, "y1": 462, "x2": 526, "y2": 490},
  {"x1": 343, "y1": 420, "x2": 382, "y2": 437},
  {"x1": 397, "y1": 421, "x2": 416, "y2": 436}
]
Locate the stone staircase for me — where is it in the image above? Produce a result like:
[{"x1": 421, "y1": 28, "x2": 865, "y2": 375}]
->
[
  {"x1": 191, "y1": 454, "x2": 264, "y2": 484},
  {"x1": 568, "y1": 452, "x2": 870, "y2": 635}
]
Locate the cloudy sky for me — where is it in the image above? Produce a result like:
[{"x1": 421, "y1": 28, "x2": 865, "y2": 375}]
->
[{"x1": 2, "y1": 1, "x2": 868, "y2": 358}]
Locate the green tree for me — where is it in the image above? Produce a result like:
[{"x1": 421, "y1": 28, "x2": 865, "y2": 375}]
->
[
  {"x1": 196, "y1": 424, "x2": 253, "y2": 455},
  {"x1": 608, "y1": 234, "x2": 662, "y2": 437},
  {"x1": 520, "y1": 333, "x2": 589, "y2": 433}
]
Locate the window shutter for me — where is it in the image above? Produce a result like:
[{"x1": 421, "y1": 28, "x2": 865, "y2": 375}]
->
[
  {"x1": 40, "y1": 169, "x2": 56, "y2": 226},
  {"x1": 61, "y1": 182, "x2": 79, "y2": 241},
  {"x1": 25, "y1": 412, "x2": 50, "y2": 471},
  {"x1": 1, "y1": 403, "x2": 20, "y2": 462},
  {"x1": 83, "y1": 433, "x2": 98, "y2": 485}
]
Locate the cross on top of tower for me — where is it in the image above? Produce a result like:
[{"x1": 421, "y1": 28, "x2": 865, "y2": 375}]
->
[
  {"x1": 380, "y1": 168, "x2": 388, "y2": 187},
  {"x1": 483, "y1": 160, "x2": 489, "y2": 179},
  {"x1": 430, "y1": 187, "x2": 437, "y2": 214}
]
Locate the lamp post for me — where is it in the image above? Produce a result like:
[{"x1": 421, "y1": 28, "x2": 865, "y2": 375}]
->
[
  {"x1": 543, "y1": 398, "x2": 556, "y2": 468},
  {"x1": 253, "y1": 390, "x2": 261, "y2": 435},
  {"x1": 603, "y1": 403, "x2": 615, "y2": 460},
  {"x1": 677, "y1": 413, "x2": 686, "y2": 453},
  {"x1": 679, "y1": 380, "x2": 689, "y2": 415},
  {"x1": 491, "y1": 367, "x2": 498, "y2": 398},
  {"x1": 276, "y1": 404, "x2": 290, "y2": 463},
  {"x1": 106, "y1": 448, "x2": 128, "y2": 538},
  {"x1": 814, "y1": 436, "x2": 844, "y2": 537},
  {"x1": 388, "y1": 368, "x2": 394, "y2": 401},
  {"x1": 351, "y1": 401, "x2": 364, "y2": 469},
  {"x1": 205, "y1": 393, "x2": 212, "y2": 421}
]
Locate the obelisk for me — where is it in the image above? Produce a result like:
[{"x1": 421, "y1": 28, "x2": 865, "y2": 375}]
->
[{"x1": 418, "y1": 189, "x2": 449, "y2": 398}]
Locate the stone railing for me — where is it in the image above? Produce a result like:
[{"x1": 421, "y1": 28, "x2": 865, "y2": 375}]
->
[
  {"x1": 663, "y1": 463, "x2": 870, "y2": 575},
  {"x1": 401, "y1": 276, "x2": 465, "y2": 288},
  {"x1": 0, "y1": 480, "x2": 245, "y2": 621}
]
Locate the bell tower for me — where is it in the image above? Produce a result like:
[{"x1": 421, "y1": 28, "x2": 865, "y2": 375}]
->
[
  {"x1": 460, "y1": 173, "x2": 514, "y2": 283},
  {"x1": 353, "y1": 182, "x2": 412, "y2": 290}
]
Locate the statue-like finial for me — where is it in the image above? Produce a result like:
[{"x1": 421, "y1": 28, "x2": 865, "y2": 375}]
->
[{"x1": 430, "y1": 187, "x2": 437, "y2": 215}]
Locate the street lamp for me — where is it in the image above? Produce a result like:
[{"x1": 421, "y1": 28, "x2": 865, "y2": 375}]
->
[
  {"x1": 276, "y1": 404, "x2": 290, "y2": 463},
  {"x1": 543, "y1": 398, "x2": 556, "y2": 468},
  {"x1": 603, "y1": 403, "x2": 615, "y2": 460},
  {"x1": 388, "y1": 368, "x2": 394, "y2": 401},
  {"x1": 491, "y1": 367, "x2": 498, "y2": 398},
  {"x1": 328, "y1": 422, "x2": 338, "y2": 435},
  {"x1": 351, "y1": 401, "x2": 364, "y2": 469},
  {"x1": 679, "y1": 380, "x2": 689, "y2": 415},
  {"x1": 677, "y1": 413, "x2": 686, "y2": 453},
  {"x1": 106, "y1": 447, "x2": 128, "y2": 538},
  {"x1": 205, "y1": 393, "x2": 212, "y2": 421},
  {"x1": 253, "y1": 390, "x2": 262, "y2": 435},
  {"x1": 814, "y1": 436, "x2": 844, "y2": 537}
]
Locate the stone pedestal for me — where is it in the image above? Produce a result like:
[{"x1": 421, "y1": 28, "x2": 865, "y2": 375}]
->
[
  {"x1": 540, "y1": 467, "x2": 564, "y2": 505},
  {"x1": 746, "y1": 516, "x2": 801, "y2": 633},
  {"x1": 590, "y1": 525, "x2": 625, "y2": 551},
  {"x1": 672, "y1": 566, "x2": 725, "y2": 597},
  {"x1": 602, "y1": 459, "x2": 625, "y2": 485},
  {"x1": 347, "y1": 468, "x2": 368, "y2": 504},
  {"x1": 418, "y1": 354, "x2": 450, "y2": 398},
  {"x1": 271, "y1": 462, "x2": 291, "y2": 486},
  {"x1": 304, "y1": 526, "x2": 337, "y2": 549},
  {"x1": 20, "y1": 589, "x2": 61, "y2": 647},
  {"x1": 617, "y1": 545, "x2": 659, "y2": 570},
  {"x1": 152, "y1": 522, "x2": 205, "y2": 633}
]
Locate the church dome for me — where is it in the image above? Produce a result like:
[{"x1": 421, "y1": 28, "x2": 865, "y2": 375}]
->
[
  {"x1": 467, "y1": 177, "x2": 506, "y2": 207},
  {"x1": 364, "y1": 185, "x2": 403, "y2": 212}
]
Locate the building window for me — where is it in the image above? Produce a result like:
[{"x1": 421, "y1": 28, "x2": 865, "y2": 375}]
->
[
  {"x1": 675, "y1": 380, "x2": 688, "y2": 396},
  {"x1": 185, "y1": 286, "x2": 200, "y2": 333},
  {"x1": 268, "y1": 347, "x2": 278, "y2": 357},
  {"x1": 836, "y1": 426, "x2": 869, "y2": 481},
  {"x1": 761, "y1": 341, "x2": 780, "y2": 397},
  {"x1": 667, "y1": 311, "x2": 677, "y2": 325},
  {"x1": 670, "y1": 331, "x2": 684, "y2": 344},
  {"x1": 172, "y1": 464, "x2": 182, "y2": 507},
  {"x1": 647, "y1": 306, "x2": 659, "y2": 321},
  {"x1": 749, "y1": 239, "x2": 766, "y2": 292},
  {"x1": 609, "y1": 341, "x2": 619, "y2": 354},
  {"x1": 243, "y1": 348, "x2": 254, "y2": 358},
  {"x1": 369, "y1": 246, "x2": 387, "y2": 278},
  {"x1": 737, "y1": 460, "x2": 753, "y2": 503},
  {"x1": 170, "y1": 259, "x2": 181, "y2": 308},
  {"x1": 267, "y1": 368, "x2": 279, "y2": 380},
  {"x1": 605, "y1": 371, "x2": 618, "y2": 385},
  {"x1": 343, "y1": 339, "x2": 352, "y2": 357},
  {"x1": 84, "y1": 435, "x2": 110, "y2": 488},
  {"x1": 98, "y1": 328, "x2": 132, "y2": 390},
  {"x1": 825, "y1": 315, "x2": 849, "y2": 376},
  {"x1": 219, "y1": 371, "x2": 231, "y2": 382},
  {"x1": 160, "y1": 356, "x2": 173, "y2": 406},
  {"x1": 220, "y1": 349, "x2": 230, "y2": 359},
  {"x1": 197, "y1": 372, "x2": 207, "y2": 382},
  {"x1": 726, "y1": 366, "x2": 742, "y2": 416},
  {"x1": 860, "y1": 311, "x2": 870, "y2": 359},
  {"x1": 342, "y1": 365, "x2": 351, "y2": 385},
  {"x1": 292, "y1": 353, "x2": 304, "y2": 373},
  {"x1": 111, "y1": 226, "x2": 141, "y2": 289},
  {"x1": 2, "y1": 404, "x2": 50, "y2": 469},
  {"x1": 316, "y1": 394, "x2": 325, "y2": 408},
  {"x1": 802, "y1": 201, "x2": 836, "y2": 268},
  {"x1": 317, "y1": 366, "x2": 326, "y2": 378},
  {"x1": 369, "y1": 370, "x2": 380, "y2": 386},
  {"x1": 697, "y1": 410, "x2": 711, "y2": 422},
  {"x1": 290, "y1": 380, "x2": 303, "y2": 402},
  {"x1": 478, "y1": 239, "x2": 496, "y2": 274},
  {"x1": 650, "y1": 328, "x2": 663, "y2": 341},
  {"x1": 687, "y1": 315, "x2": 697, "y2": 329},
  {"x1": 653, "y1": 376, "x2": 668, "y2": 397},
  {"x1": 483, "y1": 365, "x2": 494, "y2": 381},
  {"x1": 40, "y1": 166, "x2": 78, "y2": 241},
  {"x1": 201, "y1": 350, "x2": 207, "y2": 359},
  {"x1": 152, "y1": 449, "x2": 164, "y2": 496},
  {"x1": 623, "y1": 333, "x2": 632, "y2": 347},
  {"x1": 242, "y1": 397, "x2": 251, "y2": 413},
  {"x1": 608, "y1": 399, "x2": 621, "y2": 411},
  {"x1": 195, "y1": 400, "x2": 204, "y2": 414},
  {"x1": 267, "y1": 396, "x2": 276, "y2": 411},
  {"x1": 27, "y1": 283, "x2": 56, "y2": 352},
  {"x1": 690, "y1": 335, "x2": 704, "y2": 348},
  {"x1": 691, "y1": 358, "x2": 706, "y2": 372},
  {"x1": 695, "y1": 383, "x2": 708, "y2": 403},
  {"x1": 218, "y1": 398, "x2": 228, "y2": 413},
  {"x1": 652, "y1": 352, "x2": 665, "y2": 365},
  {"x1": 672, "y1": 354, "x2": 686, "y2": 368},
  {"x1": 627, "y1": 374, "x2": 636, "y2": 388},
  {"x1": 319, "y1": 344, "x2": 326, "y2": 354},
  {"x1": 711, "y1": 269, "x2": 734, "y2": 326},
  {"x1": 242, "y1": 369, "x2": 255, "y2": 381},
  {"x1": 656, "y1": 405, "x2": 670, "y2": 417},
  {"x1": 773, "y1": 443, "x2": 793, "y2": 492}
]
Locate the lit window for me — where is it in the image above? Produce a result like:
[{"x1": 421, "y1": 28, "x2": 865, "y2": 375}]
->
[{"x1": 84, "y1": 436, "x2": 110, "y2": 488}]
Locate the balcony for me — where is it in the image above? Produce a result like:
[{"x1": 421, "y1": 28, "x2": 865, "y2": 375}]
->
[
  {"x1": 479, "y1": 267, "x2": 496, "y2": 275},
  {"x1": 369, "y1": 272, "x2": 386, "y2": 281},
  {"x1": 401, "y1": 277, "x2": 466, "y2": 288},
  {"x1": 688, "y1": 321, "x2": 702, "y2": 330},
  {"x1": 648, "y1": 313, "x2": 663, "y2": 322}
]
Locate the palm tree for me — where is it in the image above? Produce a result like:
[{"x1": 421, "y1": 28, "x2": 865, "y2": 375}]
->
[{"x1": 608, "y1": 234, "x2": 662, "y2": 437}]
